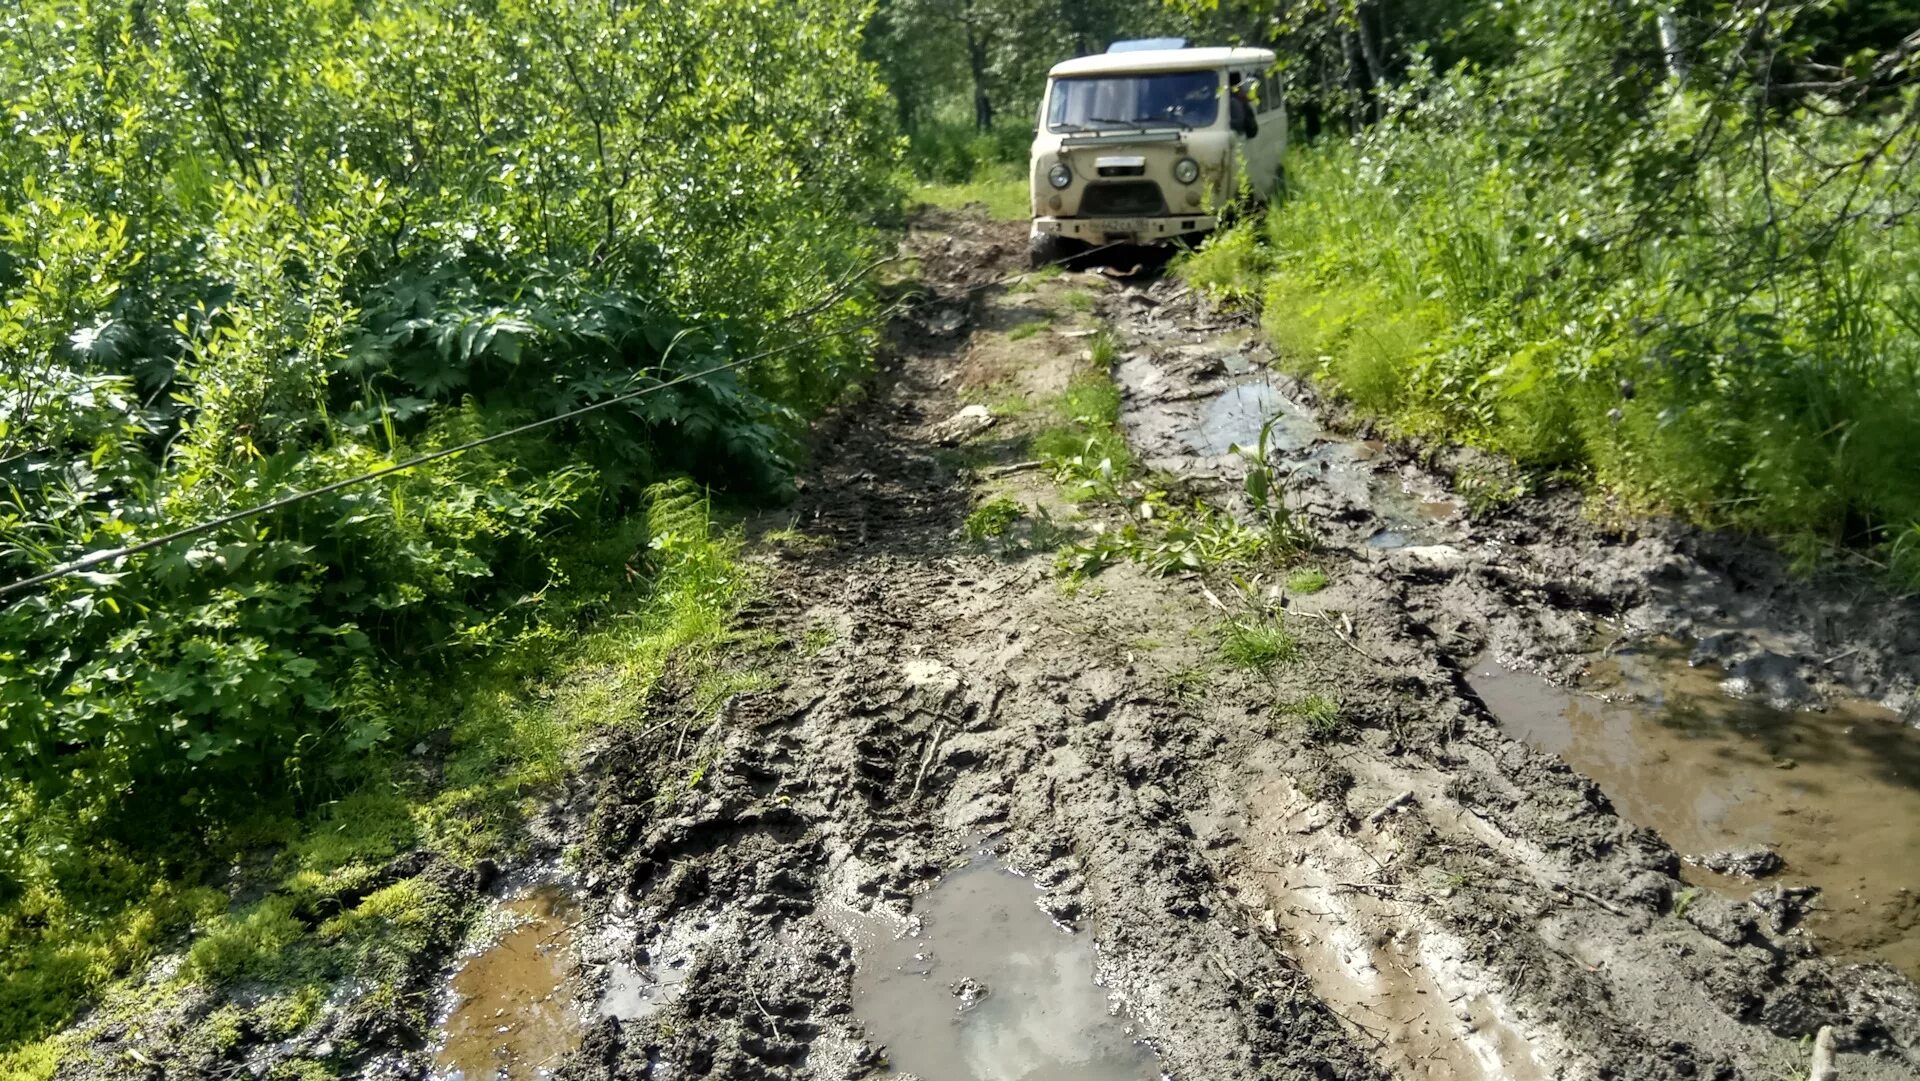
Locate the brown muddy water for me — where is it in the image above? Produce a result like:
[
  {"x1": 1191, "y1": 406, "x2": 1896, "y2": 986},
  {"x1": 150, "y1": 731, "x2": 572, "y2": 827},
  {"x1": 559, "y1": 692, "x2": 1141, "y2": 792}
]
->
[
  {"x1": 828, "y1": 855, "x2": 1161, "y2": 1081},
  {"x1": 1469, "y1": 643, "x2": 1920, "y2": 978},
  {"x1": 433, "y1": 886, "x2": 584, "y2": 1081}
]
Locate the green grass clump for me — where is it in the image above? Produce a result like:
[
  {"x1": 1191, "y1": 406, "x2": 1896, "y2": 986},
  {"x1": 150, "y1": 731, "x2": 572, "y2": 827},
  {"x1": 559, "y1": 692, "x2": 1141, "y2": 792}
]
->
[
  {"x1": 1008, "y1": 319, "x2": 1050, "y2": 342},
  {"x1": 1281, "y1": 694, "x2": 1346, "y2": 740},
  {"x1": 1174, "y1": 223, "x2": 1271, "y2": 301},
  {"x1": 1220, "y1": 617, "x2": 1300, "y2": 671},
  {"x1": 964, "y1": 497, "x2": 1027, "y2": 541},
  {"x1": 1088, "y1": 329, "x2": 1120, "y2": 368},
  {"x1": 1031, "y1": 355, "x2": 1132, "y2": 501},
  {"x1": 1286, "y1": 567, "x2": 1329, "y2": 594},
  {"x1": 1063, "y1": 289, "x2": 1096, "y2": 313}
]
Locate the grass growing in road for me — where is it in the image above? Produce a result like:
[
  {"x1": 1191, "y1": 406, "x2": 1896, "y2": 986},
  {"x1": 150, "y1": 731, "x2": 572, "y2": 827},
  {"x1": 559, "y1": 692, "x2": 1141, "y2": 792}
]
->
[
  {"x1": 1281, "y1": 694, "x2": 1346, "y2": 740},
  {"x1": 1008, "y1": 320, "x2": 1050, "y2": 342},
  {"x1": 1221, "y1": 617, "x2": 1300, "y2": 671},
  {"x1": 1287, "y1": 568, "x2": 1329, "y2": 594},
  {"x1": 965, "y1": 496, "x2": 1027, "y2": 541}
]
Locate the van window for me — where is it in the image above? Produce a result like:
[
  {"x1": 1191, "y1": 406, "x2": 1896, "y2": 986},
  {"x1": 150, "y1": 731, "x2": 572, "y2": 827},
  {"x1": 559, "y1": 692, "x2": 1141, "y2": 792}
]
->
[
  {"x1": 1260, "y1": 74, "x2": 1283, "y2": 115},
  {"x1": 1047, "y1": 71, "x2": 1221, "y2": 132}
]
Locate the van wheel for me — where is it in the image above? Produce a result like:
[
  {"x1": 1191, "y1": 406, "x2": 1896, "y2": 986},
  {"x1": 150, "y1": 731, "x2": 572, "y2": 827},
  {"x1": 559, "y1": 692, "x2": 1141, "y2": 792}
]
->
[{"x1": 1030, "y1": 231, "x2": 1080, "y2": 269}]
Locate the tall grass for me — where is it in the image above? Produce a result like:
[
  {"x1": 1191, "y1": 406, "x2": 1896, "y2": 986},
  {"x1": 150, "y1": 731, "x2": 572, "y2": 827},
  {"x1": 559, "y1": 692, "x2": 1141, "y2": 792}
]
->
[
  {"x1": 902, "y1": 107, "x2": 1032, "y2": 222},
  {"x1": 1182, "y1": 93, "x2": 1920, "y2": 580}
]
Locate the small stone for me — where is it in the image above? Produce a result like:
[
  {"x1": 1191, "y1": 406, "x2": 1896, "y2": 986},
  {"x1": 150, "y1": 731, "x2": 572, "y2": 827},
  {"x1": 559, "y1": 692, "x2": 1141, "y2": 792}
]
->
[
  {"x1": 948, "y1": 976, "x2": 991, "y2": 1011},
  {"x1": 1749, "y1": 885, "x2": 1821, "y2": 934},
  {"x1": 1687, "y1": 848, "x2": 1784, "y2": 879}
]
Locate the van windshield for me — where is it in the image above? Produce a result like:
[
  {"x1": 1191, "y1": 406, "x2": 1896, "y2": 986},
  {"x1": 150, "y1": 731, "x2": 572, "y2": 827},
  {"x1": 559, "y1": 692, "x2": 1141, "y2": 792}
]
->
[{"x1": 1047, "y1": 71, "x2": 1220, "y2": 132}]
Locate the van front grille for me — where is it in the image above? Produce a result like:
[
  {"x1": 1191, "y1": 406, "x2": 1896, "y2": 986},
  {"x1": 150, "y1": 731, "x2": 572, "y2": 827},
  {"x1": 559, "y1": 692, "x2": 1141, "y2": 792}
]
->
[{"x1": 1078, "y1": 181, "x2": 1166, "y2": 217}]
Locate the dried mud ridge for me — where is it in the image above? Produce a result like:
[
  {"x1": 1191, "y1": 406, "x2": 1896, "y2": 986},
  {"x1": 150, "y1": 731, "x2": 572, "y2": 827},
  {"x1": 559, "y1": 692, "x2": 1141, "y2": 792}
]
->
[{"x1": 513, "y1": 212, "x2": 1920, "y2": 1081}]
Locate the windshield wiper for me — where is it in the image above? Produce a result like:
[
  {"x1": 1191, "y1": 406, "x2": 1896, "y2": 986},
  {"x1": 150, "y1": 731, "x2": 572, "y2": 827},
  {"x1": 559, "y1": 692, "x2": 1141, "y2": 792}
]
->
[{"x1": 1088, "y1": 116, "x2": 1148, "y2": 130}]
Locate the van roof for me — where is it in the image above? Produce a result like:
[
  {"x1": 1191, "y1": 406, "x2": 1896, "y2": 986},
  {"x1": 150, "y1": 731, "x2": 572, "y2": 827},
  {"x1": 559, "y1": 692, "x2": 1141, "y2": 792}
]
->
[{"x1": 1048, "y1": 47, "x2": 1277, "y2": 79}]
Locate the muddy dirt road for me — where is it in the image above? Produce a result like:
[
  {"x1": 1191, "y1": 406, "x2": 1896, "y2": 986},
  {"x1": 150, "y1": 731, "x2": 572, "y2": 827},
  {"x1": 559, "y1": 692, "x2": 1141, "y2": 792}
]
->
[{"x1": 428, "y1": 210, "x2": 1920, "y2": 1081}]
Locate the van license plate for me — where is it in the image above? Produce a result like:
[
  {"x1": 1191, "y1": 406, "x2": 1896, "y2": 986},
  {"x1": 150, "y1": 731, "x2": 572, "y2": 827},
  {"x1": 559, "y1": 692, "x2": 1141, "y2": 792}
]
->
[{"x1": 1101, "y1": 219, "x2": 1152, "y2": 238}]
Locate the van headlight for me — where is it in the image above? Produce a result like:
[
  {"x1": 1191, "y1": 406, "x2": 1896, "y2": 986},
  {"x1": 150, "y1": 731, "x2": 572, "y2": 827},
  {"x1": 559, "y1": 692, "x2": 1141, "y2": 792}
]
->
[
  {"x1": 1173, "y1": 157, "x2": 1200, "y2": 184},
  {"x1": 1048, "y1": 163, "x2": 1073, "y2": 189}
]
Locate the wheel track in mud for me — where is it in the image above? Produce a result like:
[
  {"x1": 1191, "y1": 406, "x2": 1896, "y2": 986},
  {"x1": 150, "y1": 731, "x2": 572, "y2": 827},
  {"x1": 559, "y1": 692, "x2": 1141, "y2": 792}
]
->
[{"x1": 553, "y1": 212, "x2": 1920, "y2": 1081}]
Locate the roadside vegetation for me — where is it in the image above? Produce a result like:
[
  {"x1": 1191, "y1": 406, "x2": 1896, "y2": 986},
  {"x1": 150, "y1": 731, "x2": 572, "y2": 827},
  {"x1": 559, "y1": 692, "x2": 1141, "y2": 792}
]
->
[
  {"x1": 0, "y1": 0, "x2": 895, "y2": 1067},
  {"x1": 1174, "y1": 1, "x2": 1920, "y2": 585}
]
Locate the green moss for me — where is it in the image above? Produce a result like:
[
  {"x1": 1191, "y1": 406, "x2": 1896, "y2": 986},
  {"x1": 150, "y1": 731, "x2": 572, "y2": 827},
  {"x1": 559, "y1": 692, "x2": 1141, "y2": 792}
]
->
[
  {"x1": 184, "y1": 897, "x2": 307, "y2": 984},
  {"x1": 0, "y1": 1039, "x2": 61, "y2": 1081}
]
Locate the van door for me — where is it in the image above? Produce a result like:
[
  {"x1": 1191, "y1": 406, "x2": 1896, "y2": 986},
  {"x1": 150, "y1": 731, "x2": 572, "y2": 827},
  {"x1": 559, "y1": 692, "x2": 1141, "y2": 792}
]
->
[{"x1": 1245, "y1": 68, "x2": 1285, "y2": 201}]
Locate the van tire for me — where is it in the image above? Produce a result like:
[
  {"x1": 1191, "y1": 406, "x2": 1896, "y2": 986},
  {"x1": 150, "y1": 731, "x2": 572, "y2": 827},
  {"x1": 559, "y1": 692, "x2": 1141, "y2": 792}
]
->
[{"x1": 1030, "y1": 231, "x2": 1080, "y2": 269}]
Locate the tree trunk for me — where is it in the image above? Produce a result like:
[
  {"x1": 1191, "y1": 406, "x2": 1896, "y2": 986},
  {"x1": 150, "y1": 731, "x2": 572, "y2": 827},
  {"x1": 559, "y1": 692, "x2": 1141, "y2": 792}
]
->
[
  {"x1": 965, "y1": 11, "x2": 993, "y2": 130},
  {"x1": 1657, "y1": 7, "x2": 1690, "y2": 83}
]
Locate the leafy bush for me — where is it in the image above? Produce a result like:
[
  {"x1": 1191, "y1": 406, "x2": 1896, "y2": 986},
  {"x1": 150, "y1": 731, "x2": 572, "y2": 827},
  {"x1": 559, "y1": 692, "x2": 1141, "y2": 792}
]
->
[{"x1": 0, "y1": 0, "x2": 897, "y2": 803}]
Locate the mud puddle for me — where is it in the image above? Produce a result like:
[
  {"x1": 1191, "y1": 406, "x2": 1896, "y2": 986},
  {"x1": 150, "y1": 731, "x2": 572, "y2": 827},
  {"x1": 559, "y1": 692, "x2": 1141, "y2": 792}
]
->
[
  {"x1": 828, "y1": 854, "x2": 1159, "y2": 1081},
  {"x1": 1469, "y1": 643, "x2": 1920, "y2": 978},
  {"x1": 432, "y1": 886, "x2": 585, "y2": 1081},
  {"x1": 1117, "y1": 365, "x2": 1456, "y2": 549}
]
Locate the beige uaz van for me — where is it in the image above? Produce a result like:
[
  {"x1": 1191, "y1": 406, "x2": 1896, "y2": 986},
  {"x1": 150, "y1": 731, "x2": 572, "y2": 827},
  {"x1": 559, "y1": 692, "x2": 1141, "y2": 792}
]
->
[{"x1": 1029, "y1": 43, "x2": 1285, "y2": 265}]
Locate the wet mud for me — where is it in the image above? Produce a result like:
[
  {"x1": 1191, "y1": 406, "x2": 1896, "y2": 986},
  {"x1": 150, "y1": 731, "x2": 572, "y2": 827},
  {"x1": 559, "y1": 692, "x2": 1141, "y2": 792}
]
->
[
  {"x1": 1471, "y1": 643, "x2": 1920, "y2": 980},
  {"x1": 407, "y1": 208, "x2": 1920, "y2": 1081}
]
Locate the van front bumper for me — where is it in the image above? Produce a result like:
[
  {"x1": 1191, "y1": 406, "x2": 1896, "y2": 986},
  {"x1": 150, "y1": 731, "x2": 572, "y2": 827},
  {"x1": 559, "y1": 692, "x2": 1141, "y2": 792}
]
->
[{"x1": 1034, "y1": 214, "x2": 1217, "y2": 244}]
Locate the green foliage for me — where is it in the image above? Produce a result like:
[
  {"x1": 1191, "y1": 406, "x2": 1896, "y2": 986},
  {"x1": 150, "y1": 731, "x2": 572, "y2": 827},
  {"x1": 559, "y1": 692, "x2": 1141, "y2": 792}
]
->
[
  {"x1": 965, "y1": 497, "x2": 1028, "y2": 541},
  {"x1": 1673, "y1": 887, "x2": 1701, "y2": 919},
  {"x1": 0, "y1": 481, "x2": 745, "y2": 1049},
  {"x1": 1008, "y1": 320, "x2": 1052, "y2": 342},
  {"x1": 1088, "y1": 329, "x2": 1120, "y2": 369},
  {"x1": 1231, "y1": 412, "x2": 1317, "y2": 558},
  {"x1": 1286, "y1": 567, "x2": 1329, "y2": 594},
  {"x1": 0, "y1": 0, "x2": 894, "y2": 815},
  {"x1": 1220, "y1": 616, "x2": 1300, "y2": 671},
  {"x1": 912, "y1": 169, "x2": 1032, "y2": 222},
  {"x1": 1133, "y1": 495, "x2": 1271, "y2": 574}
]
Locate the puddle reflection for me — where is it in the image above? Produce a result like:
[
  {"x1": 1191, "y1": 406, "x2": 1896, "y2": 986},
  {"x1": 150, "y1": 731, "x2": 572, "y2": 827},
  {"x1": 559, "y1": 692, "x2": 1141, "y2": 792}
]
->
[
  {"x1": 1470, "y1": 643, "x2": 1920, "y2": 978},
  {"x1": 831, "y1": 855, "x2": 1159, "y2": 1081}
]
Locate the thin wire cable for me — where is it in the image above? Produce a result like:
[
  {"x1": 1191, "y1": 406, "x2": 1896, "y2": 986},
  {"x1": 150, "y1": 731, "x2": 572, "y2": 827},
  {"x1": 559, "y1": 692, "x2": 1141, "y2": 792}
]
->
[{"x1": 0, "y1": 236, "x2": 1133, "y2": 600}]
